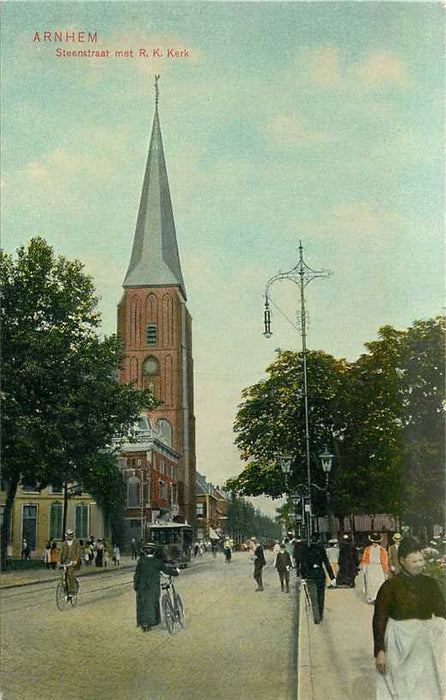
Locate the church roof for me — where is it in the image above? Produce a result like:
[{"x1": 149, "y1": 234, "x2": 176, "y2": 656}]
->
[{"x1": 123, "y1": 91, "x2": 186, "y2": 298}]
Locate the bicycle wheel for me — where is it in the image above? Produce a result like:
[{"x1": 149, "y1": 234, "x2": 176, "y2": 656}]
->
[
  {"x1": 162, "y1": 594, "x2": 175, "y2": 634},
  {"x1": 174, "y1": 593, "x2": 185, "y2": 628},
  {"x1": 56, "y1": 582, "x2": 70, "y2": 611}
]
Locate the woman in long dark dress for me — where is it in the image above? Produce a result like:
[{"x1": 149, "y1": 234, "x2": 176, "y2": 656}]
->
[
  {"x1": 133, "y1": 545, "x2": 179, "y2": 632},
  {"x1": 373, "y1": 537, "x2": 446, "y2": 700}
]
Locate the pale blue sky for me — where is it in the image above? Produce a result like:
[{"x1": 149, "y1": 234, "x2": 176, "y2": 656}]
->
[{"x1": 2, "y1": 1, "x2": 444, "y2": 515}]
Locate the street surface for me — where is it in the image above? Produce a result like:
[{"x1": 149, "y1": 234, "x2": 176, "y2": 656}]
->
[{"x1": 1, "y1": 552, "x2": 296, "y2": 700}]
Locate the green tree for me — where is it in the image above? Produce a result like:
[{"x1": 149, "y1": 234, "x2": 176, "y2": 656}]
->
[
  {"x1": 1, "y1": 238, "x2": 154, "y2": 564},
  {"x1": 227, "y1": 350, "x2": 346, "y2": 503},
  {"x1": 399, "y1": 317, "x2": 445, "y2": 535}
]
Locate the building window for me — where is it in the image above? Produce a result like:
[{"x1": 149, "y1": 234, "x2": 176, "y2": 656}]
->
[
  {"x1": 49, "y1": 502, "x2": 63, "y2": 540},
  {"x1": 196, "y1": 503, "x2": 205, "y2": 518},
  {"x1": 22, "y1": 504, "x2": 37, "y2": 550},
  {"x1": 157, "y1": 419, "x2": 172, "y2": 447},
  {"x1": 159, "y1": 480, "x2": 166, "y2": 500},
  {"x1": 21, "y1": 480, "x2": 39, "y2": 493},
  {"x1": 146, "y1": 324, "x2": 157, "y2": 346},
  {"x1": 159, "y1": 460, "x2": 165, "y2": 475},
  {"x1": 127, "y1": 476, "x2": 140, "y2": 508},
  {"x1": 75, "y1": 505, "x2": 89, "y2": 539},
  {"x1": 143, "y1": 356, "x2": 159, "y2": 377}
]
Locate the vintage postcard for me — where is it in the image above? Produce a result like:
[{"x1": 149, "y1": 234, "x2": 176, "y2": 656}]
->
[{"x1": 1, "y1": 2, "x2": 444, "y2": 699}]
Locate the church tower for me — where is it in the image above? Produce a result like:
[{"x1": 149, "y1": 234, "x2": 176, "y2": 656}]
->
[{"x1": 117, "y1": 79, "x2": 196, "y2": 527}]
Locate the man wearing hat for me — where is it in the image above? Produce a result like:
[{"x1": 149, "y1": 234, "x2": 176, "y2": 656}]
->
[
  {"x1": 326, "y1": 539, "x2": 339, "y2": 586},
  {"x1": 58, "y1": 529, "x2": 81, "y2": 596},
  {"x1": 133, "y1": 544, "x2": 179, "y2": 632},
  {"x1": 388, "y1": 533, "x2": 402, "y2": 575},
  {"x1": 360, "y1": 533, "x2": 389, "y2": 603}
]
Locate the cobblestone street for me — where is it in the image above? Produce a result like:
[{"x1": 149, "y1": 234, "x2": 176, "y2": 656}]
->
[{"x1": 1, "y1": 552, "x2": 296, "y2": 700}]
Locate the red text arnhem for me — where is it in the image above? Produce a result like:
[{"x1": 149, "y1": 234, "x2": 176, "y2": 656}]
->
[{"x1": 33, "y1": 31, "x2": 98, "y2": 43}]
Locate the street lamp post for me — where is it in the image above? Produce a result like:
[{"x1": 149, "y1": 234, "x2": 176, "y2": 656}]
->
[
  {"x1": 264, "y1": 242, "x2": 332, "y2": 545},
  {"x1": 319, "y1": 446, "x2": 334, "y2": 538}
]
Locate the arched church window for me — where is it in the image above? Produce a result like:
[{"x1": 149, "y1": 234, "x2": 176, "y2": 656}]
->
[
  {"x1": 127, "y1": 476, "x2": 140, "y2": 508},
  {"x1": 157, "y1": 419, "x2": 173, "y2": 447}
]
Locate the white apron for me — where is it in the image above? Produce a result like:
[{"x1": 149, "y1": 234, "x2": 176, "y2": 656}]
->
[
  {"x1": 363, "y1": 546, "x2": 386, "y2": 603},
  {"x1": 376, "y1": 617, "x2": 446, "y2": 700}
]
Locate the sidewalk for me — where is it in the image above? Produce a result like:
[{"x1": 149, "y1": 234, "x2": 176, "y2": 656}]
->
[{"x1": 298, "y1": 584, "x2": 376, "y2": 700}]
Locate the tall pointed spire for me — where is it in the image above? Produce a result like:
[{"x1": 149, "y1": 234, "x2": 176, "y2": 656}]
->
[{"x1": 123, "y1": 77, "x2": 186, "y2": 298}]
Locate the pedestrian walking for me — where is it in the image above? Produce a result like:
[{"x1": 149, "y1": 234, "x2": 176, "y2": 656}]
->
[
  {"x1": 387, "y1": 533, "x2": 402, "y2": 575},
  {"x1": 275, "y1": 542, "x2": 291, "y2": 592},
  {"x1": 50, "y1": 541, "x2": 59, "y2": 569},
  {"x1": 373, "y1": 536, "x2": 446, "y2": 700},
  {"x1": 252, "y1": 539, "x2": 266, "y2": 591},
  {"x1": 95, "y1": 538, "x2": 104, "y2": 567},
  {"x1": 103, "y1": 542, "x2": 110, "y2": 568},
  {"x1": 293, "y1": 538, "x2": 303, "y2": 577},
  {"x1": 43, "y1": 540, "x2": 52, "y2": 569},
  {"x1": 131, "y1": 538, "x2": 138, "y2": 560},
  {"x1": 300, "y1": 535, "x2": 336, "y2": 622},
  {"x1": 284, "y1": 536, "x2": 295, "y2": 568},
  {"x1": 272, "y1": 540, "x2": 281, "y2": 567},
  {"x1": 223, "y1": 537, "x2": 233, "y2": 563},
  {"x1": 326, "y1": 538, "x2": 339, "y2": 586},
  {"x1": 361, "y1": 533, "x2": 389, "y2": 604},
  {"x1": 133, "y1": 544, "x2": 179, "y2": 632},
  {"x1": 336, "y1": 534, "x2": 359, "y2": 588},
  {"x1": 112, "y1": 544, "x2": 120, "y2": 566}
]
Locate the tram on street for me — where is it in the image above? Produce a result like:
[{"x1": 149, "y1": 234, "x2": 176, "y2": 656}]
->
[{"x1": 148, "y1": 522, "x2": 193, "y2": 566}]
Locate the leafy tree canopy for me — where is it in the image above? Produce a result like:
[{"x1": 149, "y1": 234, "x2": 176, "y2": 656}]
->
[{"x1": 1, "y1": 238, "x2": 155, "y2": 541}]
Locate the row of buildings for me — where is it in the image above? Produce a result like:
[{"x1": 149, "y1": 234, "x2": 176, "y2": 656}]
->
[{"x1": 2, "y1": 81, "x2": 225, "y2": 557}]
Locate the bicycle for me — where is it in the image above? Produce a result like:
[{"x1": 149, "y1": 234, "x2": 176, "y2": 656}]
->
[
  {"x1": 300, "y1": 578, "x2": 321, "y2": 624},
  {"x1": 56, "y1": 563, "x2": 80, "y2": 610},
  {"x1": 161, "y1": 574, "x2": 185, "y2": 634}
]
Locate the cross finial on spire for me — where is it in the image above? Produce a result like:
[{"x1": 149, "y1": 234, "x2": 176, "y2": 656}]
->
[{"x1": 155, "y1": 75, "x2": 160, "y2": 108}]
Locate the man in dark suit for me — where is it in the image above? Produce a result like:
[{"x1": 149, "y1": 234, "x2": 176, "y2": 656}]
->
[
  {"x1": 133, "y1": 544, "x2": 179, "y2": 631},
  {"x1": 300, "y1": 535, "x2": 336, "y2": 622}
]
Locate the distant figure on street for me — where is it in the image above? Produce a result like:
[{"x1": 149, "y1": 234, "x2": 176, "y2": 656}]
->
[
  {"x1": 223, "y1": 537, "x2": 233, "y2": 563},
  {"x1": 275, "y1": 542, "x2": 292, "y2": 592},
  {"x1": 293, "y1": 539, "x2": 303, "y2": 577},
  {"x1": 95, "y1": 539, "x2": 104, "y2": 567},
  {"x1": 21, "y1": 538, "x2": 31, "y2": 560},
  {"x1": 361, "y1": 533, "x2": 389, "y2": 604},
  {"x1": 58, "y1": 529, "x2": 81, "y2": 596},
  {"x1": 133, "y1": 544, "x2": 179, "y2": 632},
  {"x1": 336, "y1": 534, "x2": 359, "y2": 588},
  {"x1": 252, "y1": 539, "x2": 266, "y2": 591},
  {"x1": 272, "y1": 540, "x2": 281, "y2": 567},
  {"x1": 131, "y1": 538, "x2": 138, "y2": 560},
  {"x1": 43, "y1": 541, "x2": 52, "y2": 569},
  {"x1": 300, "y1": 535, "x2": 336, "y2": 623},
  {"x1": 326, "y1": 539, "x2": 339, "y2": 586},
  {"x1": 211, "y1": 540, "x2": 218, "y2": 558},
  {"x1": 112, "y1": 544, "x2": 120, "y2": 566},
  {"x1": 50, "y1": 541, "x2": 59, "y2": 569},
  {"x1": 387, "y1": 533, "x2": 402, "y2": 576},
  {"x1": 373, "y1": 536, "x2": 446, "y2": 700},
  {"x1": 284, "y1": 536, "x2": 295, "y2": 568}
]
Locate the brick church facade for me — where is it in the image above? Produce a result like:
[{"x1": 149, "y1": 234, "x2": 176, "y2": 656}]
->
[{"x1": 117, "y1": 83, "x2": 196, "y2": 536}]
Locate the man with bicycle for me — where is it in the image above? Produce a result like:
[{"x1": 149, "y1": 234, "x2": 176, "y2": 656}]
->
[{"x1": 58, "y1": 529, "x2": 81, "y2": 598}]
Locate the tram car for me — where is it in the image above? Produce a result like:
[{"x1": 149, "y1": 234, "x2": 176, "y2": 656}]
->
[{"x1": 148, "y1": 522, "x2": 193, "y2": 567}]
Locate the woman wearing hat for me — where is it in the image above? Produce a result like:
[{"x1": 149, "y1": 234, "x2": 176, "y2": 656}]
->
[
  {"x1": 133, "y1": 544, "x2": 179, "y2": 632},
  {"x1": 361, "y1": 533, "x2": 389, "y2": 604},
  {"x1": 373, "y1": 536, "x2": 446, "y2": 700},
  {"x1": 387, "y1": 533, "x2": 402, "y2": 575},
  {"x1": 336, "y1": 534, "x2": 359, "y2": 588}
]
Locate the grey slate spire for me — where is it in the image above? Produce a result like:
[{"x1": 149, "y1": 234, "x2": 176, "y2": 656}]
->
[{"x1": 123, "y1": 81, "x2": 186, "y2": 298}]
